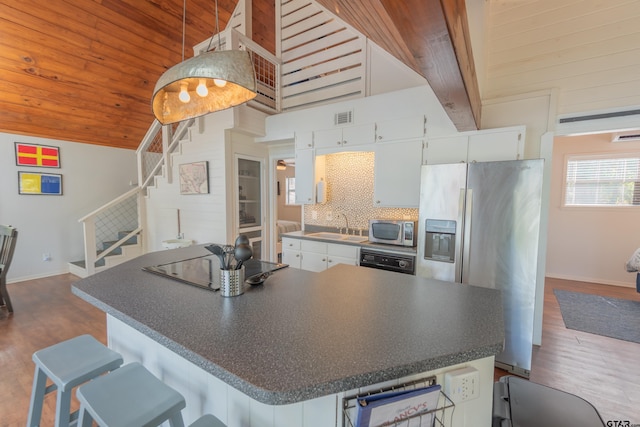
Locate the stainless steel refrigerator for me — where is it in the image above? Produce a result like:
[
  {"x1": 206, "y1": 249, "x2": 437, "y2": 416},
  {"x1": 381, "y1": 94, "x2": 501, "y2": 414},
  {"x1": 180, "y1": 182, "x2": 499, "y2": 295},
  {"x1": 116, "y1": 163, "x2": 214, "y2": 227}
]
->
[{"x1": 417, "y1": 159, "x2": 544, "y2": 378}]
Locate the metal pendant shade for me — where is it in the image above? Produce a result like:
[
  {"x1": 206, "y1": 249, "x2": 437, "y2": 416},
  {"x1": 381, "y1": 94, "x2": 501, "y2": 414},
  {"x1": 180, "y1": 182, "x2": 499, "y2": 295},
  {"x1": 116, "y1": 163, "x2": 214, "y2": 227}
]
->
[{"x1": 152, "y1": 50, "x2": 257, "y2": 125}]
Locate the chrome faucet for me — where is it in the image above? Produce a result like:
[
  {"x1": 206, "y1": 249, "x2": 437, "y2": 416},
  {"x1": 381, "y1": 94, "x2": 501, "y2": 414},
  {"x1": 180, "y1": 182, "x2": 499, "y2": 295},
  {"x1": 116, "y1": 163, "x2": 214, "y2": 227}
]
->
[{"x1": 338, "y1": 213, "x2": 350, "y2": 235}]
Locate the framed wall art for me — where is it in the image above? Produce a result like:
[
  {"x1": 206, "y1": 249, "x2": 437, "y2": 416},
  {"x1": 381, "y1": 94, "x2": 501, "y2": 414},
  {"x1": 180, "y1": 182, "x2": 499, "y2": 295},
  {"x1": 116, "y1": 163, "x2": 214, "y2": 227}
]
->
[
  {"x1": 15, "y1": 142, "x2": 61, "y2": 168},
  {"x1": 179, "y1": 161, "x2": 209, "y2": 195},
  {"x1": 18, "y1": 172, "x2": 63, "y2": 195}
]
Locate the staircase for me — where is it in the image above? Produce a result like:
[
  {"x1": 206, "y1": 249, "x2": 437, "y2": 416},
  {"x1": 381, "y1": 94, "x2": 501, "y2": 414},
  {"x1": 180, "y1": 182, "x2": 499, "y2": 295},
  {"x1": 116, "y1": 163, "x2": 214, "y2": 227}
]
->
[{"x1": 68, "y1": 231, "x2": 142, "y2": 278}]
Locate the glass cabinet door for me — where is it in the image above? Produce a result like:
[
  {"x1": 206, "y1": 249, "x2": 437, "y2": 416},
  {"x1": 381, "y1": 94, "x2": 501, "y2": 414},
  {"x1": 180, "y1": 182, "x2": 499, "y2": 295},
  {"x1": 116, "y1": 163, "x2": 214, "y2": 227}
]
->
[{"x1": 237, "y1": 157, "x2": 264, "y2": 259}]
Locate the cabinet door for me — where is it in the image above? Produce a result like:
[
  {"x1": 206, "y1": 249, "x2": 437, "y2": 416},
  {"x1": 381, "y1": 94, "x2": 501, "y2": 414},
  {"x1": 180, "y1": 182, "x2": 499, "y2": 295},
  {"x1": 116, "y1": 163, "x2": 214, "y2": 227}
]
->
[
  {"x1": 295, "y1": 131, "x2": 314, "y2": 150},
  {"x1": 294, "y1": 149, "x2": 315, "y2": 204},
  {"x1": 313, "y1": 128, "x2": 343, "y2": 150},
  {"x1": 341, "y1": 123, "x2": 376, "y2": 148},
  {"x1": 424, "y1": 136, "x2": 469, "y2": 165},
  {"x1": 376, "y1": 116, "x2": 425, "y2": 143},
  {"x1": 282, "y1": 249, "x2": 301, "y2": 269},
  {"x1": 374, "y1": 139, "x2": 423, "y2": 207},
  {"x1": 301, "y1": 251, "x2": 328, "y2": 272},
  {"x1": 327, "y1": 243, "x2": 359, "y2": 268},
  {"x1": 467, "y1": 129, "x2": 524, "y2": 162}
]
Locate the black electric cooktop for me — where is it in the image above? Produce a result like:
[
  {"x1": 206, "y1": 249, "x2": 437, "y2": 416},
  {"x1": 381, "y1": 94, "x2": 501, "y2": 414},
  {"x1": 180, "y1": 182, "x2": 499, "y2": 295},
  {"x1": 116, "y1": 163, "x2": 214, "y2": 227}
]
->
[{"x1": 142, "y1": 255, "x2": 288, "y2": 291}]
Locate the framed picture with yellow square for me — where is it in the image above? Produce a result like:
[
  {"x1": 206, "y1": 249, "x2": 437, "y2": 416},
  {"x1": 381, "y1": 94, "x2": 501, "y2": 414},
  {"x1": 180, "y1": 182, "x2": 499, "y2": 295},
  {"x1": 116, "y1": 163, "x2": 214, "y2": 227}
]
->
[{"x1": 18, "y1": 172, "x2": 63, "y2": 195}]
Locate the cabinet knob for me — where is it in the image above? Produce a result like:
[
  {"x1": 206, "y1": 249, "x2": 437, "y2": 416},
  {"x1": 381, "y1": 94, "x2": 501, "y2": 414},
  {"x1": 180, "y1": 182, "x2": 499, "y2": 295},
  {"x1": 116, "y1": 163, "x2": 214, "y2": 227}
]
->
[
  {"x1": 377, "y1": 135, "x2": 383, "y2": 140},
  {"x1": 296, "y1": 254, "x2": 300, "y2": 258},
  {"x1": 376, "y1": 200, "x2": 381, "y2": 204},
  {"x1": 307, "y1": 143, "x2": 312, "y2": 147},
  {"x1": 336, "y1": 141, "x2": 341, "y2": 145},
  {"x1": 322, "y1": 258, "x2": 326, "y2": 262},
  {"x1": 343, "y1": 140, "x2": 347, "y2": 145}
]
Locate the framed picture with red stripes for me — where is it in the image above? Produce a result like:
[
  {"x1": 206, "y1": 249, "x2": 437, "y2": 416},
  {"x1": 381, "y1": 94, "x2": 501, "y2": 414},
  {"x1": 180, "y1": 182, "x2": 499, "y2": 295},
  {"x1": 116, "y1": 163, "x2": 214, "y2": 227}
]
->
[{"x1": 15, "y1": 142, "x2": 61, "y2": 168}]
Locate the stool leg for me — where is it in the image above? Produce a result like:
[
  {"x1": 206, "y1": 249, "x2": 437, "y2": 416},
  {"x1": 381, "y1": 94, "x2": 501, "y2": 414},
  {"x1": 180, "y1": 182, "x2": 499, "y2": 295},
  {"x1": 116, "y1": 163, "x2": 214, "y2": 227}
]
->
[
  {"x1": 168, "y1": 413, "x2": 186, "y2": 427},
  {"x1": 27, "y1": 366, "x2": 47, "y2": 427},
  {"x1": 54, "y1": 387, "x2": 73, "y2": 427},
  {"x1": 77, "y1": 407, "x2": 93, "y2": 427}
]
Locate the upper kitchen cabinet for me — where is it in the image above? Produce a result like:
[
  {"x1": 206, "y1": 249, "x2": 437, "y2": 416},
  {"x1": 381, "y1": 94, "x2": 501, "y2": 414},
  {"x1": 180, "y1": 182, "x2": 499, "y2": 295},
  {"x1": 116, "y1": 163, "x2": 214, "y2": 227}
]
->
[
  {"x1": 375, "y1": 116, "x2": 426, "y2": 143},
  {"x1": 295, "y1": 131, "x2": 314, "y2": 150},
  {"x1": 373, "y1": 139, "x2": 424, "y2": 207},
  {"x1": 313, "y1": 123, "x2": 376, "y2": 153},
  {"x1": 294, "y1": 149, "x2": 315, "y2": 204},
  {"x1": 424, "y1": 126, "x2": 525, "y2": 165}
]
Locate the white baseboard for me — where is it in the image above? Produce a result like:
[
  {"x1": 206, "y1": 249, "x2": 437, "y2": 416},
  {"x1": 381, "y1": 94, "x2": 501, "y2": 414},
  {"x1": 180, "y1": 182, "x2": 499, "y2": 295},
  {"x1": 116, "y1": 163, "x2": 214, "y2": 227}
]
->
[
  {"x1": 546, "y1": 273, "x2": 635, "y2": 288},
  {"x1": 7, "y1": 268, "x2": 76, "y2": 284}
]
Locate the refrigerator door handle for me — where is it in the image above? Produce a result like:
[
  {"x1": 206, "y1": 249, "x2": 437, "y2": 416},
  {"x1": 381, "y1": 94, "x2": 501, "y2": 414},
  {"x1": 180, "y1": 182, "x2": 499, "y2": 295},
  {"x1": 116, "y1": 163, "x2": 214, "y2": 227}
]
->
[
  {"x1": 461, "y1": 189, "x2": 473, "y2": 284},
  {"x1": 455, "y1": 189, "x2": 465, "y2": 283}
]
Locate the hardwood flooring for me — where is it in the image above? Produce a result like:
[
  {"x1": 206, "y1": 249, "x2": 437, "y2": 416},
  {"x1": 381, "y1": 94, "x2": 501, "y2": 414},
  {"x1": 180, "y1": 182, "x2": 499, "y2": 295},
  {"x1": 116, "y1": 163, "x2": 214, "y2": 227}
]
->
[{"x1": 1, "y1": 274, "x2": 638, "y2": 425}]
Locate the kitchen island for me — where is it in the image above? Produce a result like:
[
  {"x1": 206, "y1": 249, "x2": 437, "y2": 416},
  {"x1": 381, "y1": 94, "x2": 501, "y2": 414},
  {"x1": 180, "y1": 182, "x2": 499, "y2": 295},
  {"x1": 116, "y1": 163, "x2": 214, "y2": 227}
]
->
[{"x1": 72, "y1": 245, "x2": 504, "y2": 427}]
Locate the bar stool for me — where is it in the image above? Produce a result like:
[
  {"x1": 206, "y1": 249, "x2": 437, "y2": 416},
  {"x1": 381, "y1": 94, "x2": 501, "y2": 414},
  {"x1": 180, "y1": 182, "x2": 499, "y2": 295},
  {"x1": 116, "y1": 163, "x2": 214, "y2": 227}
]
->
[
  {"x1": 27, "y1": 334, "x2": 124, "y2": 427},
  {"x1": 76, "y1": 362, "x2": 226, "y2": 427}
]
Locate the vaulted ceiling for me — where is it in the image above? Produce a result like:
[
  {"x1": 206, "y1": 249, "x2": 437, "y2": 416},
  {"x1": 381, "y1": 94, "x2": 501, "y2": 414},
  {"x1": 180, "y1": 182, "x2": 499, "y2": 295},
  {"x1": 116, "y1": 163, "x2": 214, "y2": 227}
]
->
[{"x1": 0, "y1": 0, "x2": 478, "y2": 150}]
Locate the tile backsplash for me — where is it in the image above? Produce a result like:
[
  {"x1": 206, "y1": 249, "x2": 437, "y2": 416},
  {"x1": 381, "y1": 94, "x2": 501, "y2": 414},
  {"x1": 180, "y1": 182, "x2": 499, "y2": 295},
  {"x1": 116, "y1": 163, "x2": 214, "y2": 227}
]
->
[{"x1": 303, "y1": 151, "x2": 418, "y2": 232}]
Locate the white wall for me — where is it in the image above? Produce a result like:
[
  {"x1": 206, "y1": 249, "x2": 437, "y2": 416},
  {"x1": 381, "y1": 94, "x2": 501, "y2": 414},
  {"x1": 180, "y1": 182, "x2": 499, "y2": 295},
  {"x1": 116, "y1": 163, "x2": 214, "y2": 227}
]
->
[
  {"x1": 546, "y1": 133, "x2": 640, "y2": 287},
  {"x1": 144, "y1": 112, "x2": 269, "y2": 253},
  {"x1": 0, "y1": 133, "x2": 137, "y2": 282}
]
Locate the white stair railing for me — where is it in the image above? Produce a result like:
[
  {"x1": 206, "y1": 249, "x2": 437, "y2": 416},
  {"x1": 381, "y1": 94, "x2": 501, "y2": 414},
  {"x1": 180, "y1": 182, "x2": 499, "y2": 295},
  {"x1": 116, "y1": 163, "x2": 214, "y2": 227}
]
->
[{"x1": 78, "y1": 187, "x2": 143, "y2": 276}]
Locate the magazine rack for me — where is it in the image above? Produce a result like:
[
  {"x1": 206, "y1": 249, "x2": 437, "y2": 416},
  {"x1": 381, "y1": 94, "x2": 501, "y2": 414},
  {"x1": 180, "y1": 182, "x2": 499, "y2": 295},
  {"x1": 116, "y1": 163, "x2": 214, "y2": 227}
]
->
[{"x1": 342, "y1": 375, "x2": 455, "y2": 427}]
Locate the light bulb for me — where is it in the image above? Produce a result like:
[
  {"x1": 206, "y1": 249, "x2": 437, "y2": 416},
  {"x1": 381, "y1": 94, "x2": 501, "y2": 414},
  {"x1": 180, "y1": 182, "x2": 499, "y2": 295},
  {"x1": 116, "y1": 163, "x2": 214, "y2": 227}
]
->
[
  {"x1": 214, "y1": 78, "x2": 227, "y2": 88},
  {"x1": 196, "y1": 79, "x2": 208, "y2": 97},
  {"x1": 179, "y1": 82, "x2": 190, "y2": 103}
]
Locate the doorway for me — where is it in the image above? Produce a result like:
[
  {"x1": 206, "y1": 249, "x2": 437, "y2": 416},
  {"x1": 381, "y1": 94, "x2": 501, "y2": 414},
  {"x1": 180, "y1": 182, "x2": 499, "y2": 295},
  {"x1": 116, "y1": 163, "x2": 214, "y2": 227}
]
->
[{"x1": 274, "y1": 158, "x2": 302, "y2": 262}]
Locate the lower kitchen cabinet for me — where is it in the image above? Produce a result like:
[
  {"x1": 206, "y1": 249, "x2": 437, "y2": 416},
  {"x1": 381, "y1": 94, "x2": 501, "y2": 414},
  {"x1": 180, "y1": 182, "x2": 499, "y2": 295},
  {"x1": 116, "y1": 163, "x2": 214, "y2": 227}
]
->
[{"x1": 281, "y1": 238, "x2": 359, "y2": 272}]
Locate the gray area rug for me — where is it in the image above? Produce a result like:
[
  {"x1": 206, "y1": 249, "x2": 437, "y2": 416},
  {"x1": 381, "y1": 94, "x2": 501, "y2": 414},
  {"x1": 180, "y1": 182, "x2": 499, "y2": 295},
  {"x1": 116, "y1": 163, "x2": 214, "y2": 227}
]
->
[{"x1": 554, "y1": 289, "x2": 640, "y2": 344}]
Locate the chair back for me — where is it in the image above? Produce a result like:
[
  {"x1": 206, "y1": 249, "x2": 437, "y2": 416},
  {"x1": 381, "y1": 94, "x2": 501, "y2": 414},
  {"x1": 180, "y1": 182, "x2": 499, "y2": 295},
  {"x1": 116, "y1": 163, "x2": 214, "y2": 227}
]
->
[{"x1": 0, "y1": 225, "x2": 18, "y2": 279}]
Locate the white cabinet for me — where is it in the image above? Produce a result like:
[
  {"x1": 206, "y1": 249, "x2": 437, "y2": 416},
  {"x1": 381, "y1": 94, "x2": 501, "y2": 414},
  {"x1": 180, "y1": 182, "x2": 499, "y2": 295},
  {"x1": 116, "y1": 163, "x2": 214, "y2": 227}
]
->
[
  {"x1": 424, "y1": 126, "x2": 525, "y2": 165},
  {"x1": 313, "y1": 123, "x2": 376, "y2": 152},
  {"x1": 373, "y1": 139, "x2": 424, "y2": 207},
  {"x1": 294, "y1": 149, "x2": 315, "y2": 204},
  {"x1": 375, "y1": 116, "x2": 425, "y2": 143},
  {"x1": 282, "y1": 238, "x2": 359, "y2": 272},
  {"x1": 467, "y1": 129, "x2": 523, "y2": 162},
  {"x1": 295, "y1": 131, "x2": 314, "y2": 150},
  {"x1": 281, "y1": 238, "x2": 301, "y2": 269}
]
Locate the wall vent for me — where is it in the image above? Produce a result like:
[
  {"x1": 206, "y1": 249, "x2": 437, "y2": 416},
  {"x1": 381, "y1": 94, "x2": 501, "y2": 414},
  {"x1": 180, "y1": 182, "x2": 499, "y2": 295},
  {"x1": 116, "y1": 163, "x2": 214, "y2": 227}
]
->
[
  {"x1": 612, "y1": 132, "x2": 640, "y2": 142},
  {"x1": 559, "y1": 109, "x2": 640, "y2": 123},
  {"x1": 335, "y1": 110, "x2": 353, "y2": 125}
]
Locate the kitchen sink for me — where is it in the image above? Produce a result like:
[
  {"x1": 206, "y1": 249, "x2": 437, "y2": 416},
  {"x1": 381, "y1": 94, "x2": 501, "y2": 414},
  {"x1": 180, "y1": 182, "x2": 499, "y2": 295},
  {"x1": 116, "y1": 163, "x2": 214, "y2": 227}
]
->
[{"x1": 307, "y1": 232, "x2": 368, "y2": 243}]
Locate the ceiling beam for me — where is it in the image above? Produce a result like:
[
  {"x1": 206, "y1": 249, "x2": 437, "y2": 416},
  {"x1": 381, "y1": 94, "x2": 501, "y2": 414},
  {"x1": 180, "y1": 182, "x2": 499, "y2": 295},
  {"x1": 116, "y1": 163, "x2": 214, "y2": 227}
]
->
[{"x1": 316, "y1": 0, "x2": 480, "y2": 131}]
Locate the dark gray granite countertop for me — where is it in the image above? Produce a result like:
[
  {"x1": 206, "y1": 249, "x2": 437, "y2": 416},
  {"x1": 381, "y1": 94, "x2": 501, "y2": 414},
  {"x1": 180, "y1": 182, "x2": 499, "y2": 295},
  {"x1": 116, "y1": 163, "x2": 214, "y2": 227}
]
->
[{"x1": 72, "y1": 244, "x2": 504, "y2": 405}]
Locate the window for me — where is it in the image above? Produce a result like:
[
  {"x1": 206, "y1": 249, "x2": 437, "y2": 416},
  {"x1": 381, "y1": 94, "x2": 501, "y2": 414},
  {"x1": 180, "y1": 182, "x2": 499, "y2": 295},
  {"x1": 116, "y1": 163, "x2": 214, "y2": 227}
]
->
[
  {"x1": 564, "y1": 155, "x2": 640, "y2": 206},
  {"x1": 285, "y1": 177, "x2": 296, "y2": 205}
]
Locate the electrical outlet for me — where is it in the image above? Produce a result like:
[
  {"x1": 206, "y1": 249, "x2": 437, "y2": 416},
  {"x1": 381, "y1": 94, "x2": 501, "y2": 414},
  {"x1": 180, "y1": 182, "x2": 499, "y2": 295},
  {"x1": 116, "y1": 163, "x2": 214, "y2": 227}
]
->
[
  {"x1": 444, "y1": 367, "x2": 479, "y2": 403},
  {"x1": 326, "y1": 211, "x2": 333, "y2": 221}
]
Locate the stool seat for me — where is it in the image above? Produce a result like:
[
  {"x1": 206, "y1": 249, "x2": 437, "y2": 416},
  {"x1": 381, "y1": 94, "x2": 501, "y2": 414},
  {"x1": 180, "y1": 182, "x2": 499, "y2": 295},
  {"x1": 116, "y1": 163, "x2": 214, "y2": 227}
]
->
[
  {"x1": 27, "y1": 334, "x2": 123, "y2": 427},
  {"x1": 76, "y1": 362, "x2": 186, "y2": 427}
]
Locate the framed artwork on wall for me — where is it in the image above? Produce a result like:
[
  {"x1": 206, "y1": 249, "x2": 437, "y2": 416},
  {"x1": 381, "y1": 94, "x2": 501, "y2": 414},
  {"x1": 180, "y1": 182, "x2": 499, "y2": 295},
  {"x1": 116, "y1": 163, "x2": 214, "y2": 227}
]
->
[
  {"x1": 15, "y1": 142, "x2": 61, "y2": 168},
  {"x1": 179, "y1": 161, "x2": 209, "y2": 195},
  {"x1": 18, "y1": 172, "x2": 63, "y2": 195}
]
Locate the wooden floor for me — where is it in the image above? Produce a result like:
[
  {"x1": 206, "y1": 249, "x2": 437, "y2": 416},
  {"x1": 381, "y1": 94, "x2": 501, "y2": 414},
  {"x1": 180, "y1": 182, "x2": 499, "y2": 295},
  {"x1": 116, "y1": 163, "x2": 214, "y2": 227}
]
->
[{"x1": 1, "y1": 274, "x2": 639, "y2": 425}]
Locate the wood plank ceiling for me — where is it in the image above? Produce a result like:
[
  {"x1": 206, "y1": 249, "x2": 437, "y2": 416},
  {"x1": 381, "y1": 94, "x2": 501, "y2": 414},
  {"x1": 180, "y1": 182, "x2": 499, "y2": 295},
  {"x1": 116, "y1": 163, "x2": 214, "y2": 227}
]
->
[{"x1": 0, "y1": 0, "x2": 477, "y2": 150}]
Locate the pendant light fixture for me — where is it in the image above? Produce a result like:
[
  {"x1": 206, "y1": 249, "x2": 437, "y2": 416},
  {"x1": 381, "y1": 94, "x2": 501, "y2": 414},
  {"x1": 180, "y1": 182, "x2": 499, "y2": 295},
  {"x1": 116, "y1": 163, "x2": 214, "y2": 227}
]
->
[{"x1": 151, "y1": 0, "x2": 258, "y2": 125}]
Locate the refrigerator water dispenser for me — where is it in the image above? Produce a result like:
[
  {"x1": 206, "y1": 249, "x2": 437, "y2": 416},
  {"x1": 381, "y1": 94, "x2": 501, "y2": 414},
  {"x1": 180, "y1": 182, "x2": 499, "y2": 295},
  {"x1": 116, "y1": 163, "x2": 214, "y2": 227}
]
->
[{"x1": 424, "y1": 219, "x2": 456, "y2": 262}]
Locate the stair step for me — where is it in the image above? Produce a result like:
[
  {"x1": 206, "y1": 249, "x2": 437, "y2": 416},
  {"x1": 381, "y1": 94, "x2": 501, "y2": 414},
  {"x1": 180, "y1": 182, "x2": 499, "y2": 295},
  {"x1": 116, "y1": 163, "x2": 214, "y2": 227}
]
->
[{"x1": 70, "y1": 259, "x2": 106, "y2": 269}]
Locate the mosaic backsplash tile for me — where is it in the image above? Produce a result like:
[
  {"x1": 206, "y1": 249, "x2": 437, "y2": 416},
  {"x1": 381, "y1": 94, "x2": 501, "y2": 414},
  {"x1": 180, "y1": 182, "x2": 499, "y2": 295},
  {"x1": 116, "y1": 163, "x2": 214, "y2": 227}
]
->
[{"x1": 303, "y1": 151, "x2": 418, "y2": 232}]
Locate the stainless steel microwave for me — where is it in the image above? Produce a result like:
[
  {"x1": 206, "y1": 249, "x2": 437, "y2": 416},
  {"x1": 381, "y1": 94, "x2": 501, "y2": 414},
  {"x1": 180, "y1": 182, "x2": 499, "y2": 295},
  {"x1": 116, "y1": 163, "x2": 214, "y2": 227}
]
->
[{"x1": 368, "y1": 220, "x2": 417, "y2": 247}]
